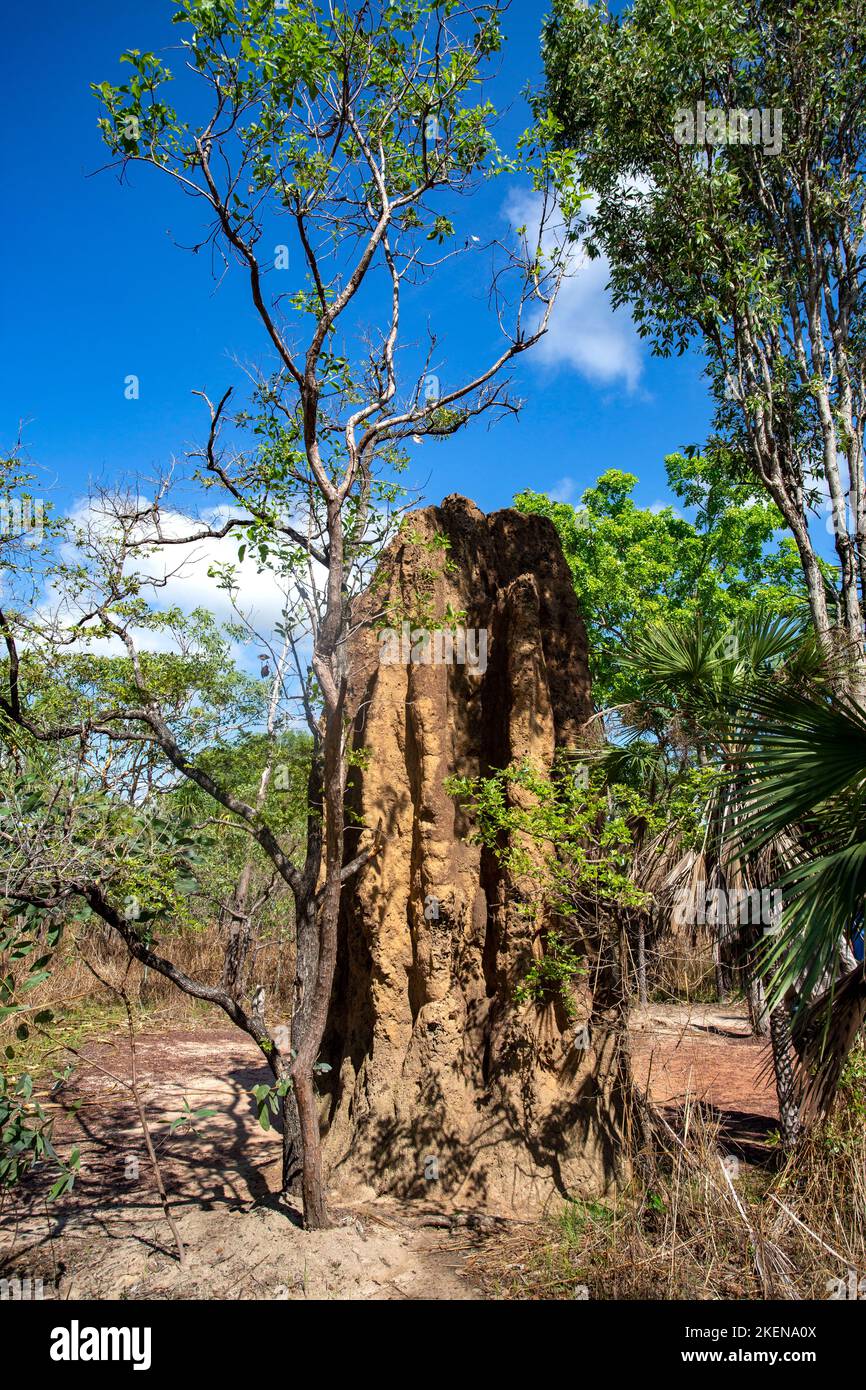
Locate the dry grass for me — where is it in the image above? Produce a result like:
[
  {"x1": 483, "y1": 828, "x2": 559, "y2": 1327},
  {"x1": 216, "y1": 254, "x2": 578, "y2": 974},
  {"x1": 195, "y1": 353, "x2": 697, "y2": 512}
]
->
[
  {"x1": 2, "y1": 920, "x2": 295, "y2": 1034},
  {"x1": 648, "y1": 937, "x2": 719, "y2": 1004},
  {"x1": 471, "y1": 1048, "x2": 866, "y2": 1301},
  {"x1": 0, "y1": 922, "x2": 297, "y2": 1095}
]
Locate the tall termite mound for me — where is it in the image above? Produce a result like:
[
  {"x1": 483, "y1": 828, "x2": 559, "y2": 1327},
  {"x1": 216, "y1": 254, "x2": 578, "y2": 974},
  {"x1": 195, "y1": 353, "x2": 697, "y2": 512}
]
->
[{"x1": 321, "y1": 495, "x2": 632, "y2": 1209}]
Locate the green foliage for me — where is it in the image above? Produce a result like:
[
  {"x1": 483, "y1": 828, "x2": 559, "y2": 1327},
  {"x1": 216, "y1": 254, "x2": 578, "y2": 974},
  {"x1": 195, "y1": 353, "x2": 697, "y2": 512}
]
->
[
  {"x1": 543, "y1": 0, "x2": 792, "y2": 346},
  {"x1": 736, "y1": 686, "x2": 866, "y2": 1008},
  {"x1": 166, "y1": 729, "x2": 312, "y2": 934},
  {"x1": 513, "y1": 929, "x2": 586, "y2": 1018},
  {"x1": 89, "y1": 0, "x2": 567, "y2": 552},
  {"x1": 1, "y1": 772, "x2": 211, "y2": 942},
  {"x1": 0, "y1": 906, "x2": 79, "y2": 1194},
  {"x1": 619, "y1": 605, "x2": 822, "y2": 754},
  {"x1": 0, "y1": 1066, "x2": 80, "y2": 1194},
  {"x1": 611, "y1": 604, "x2": 823, "y2": 867},
  {"x1": 541, "y1": 0, "x2": 866, "y2": 623},
  {"x1": 251, "y1": 1076, "x2": 293, "y2": 1130},
  {"x1": 447, "y1": 754, "x2": 704, "y2": 1012},
  {"x1": 0, "y1": 906, "x2": 62, "y2": 1027},
  {"x1": 2, "y1": 607, "x2": 266, "y2": 778},
  {"x1": 820, "y1": 1045, "x2": 866, "y2": 1156},
  {"x1": 169, "y1": 1097, "x2": 218, "y2": 1135},
  {"x1": 92, "y1": 0, "x2": 506, "y2": 327},
  {"x1": 448, "y1": 756, "x2": 660, "y2": 915},
  {"x1": 542, "y1": 0, "x2": 866, "y2": 363},
  {"x1": 514, "y1": 460, "x2": 807, "y2": 708},
  {"x1": 0, "y1": 614, "x2": 312, "y2": 955}
]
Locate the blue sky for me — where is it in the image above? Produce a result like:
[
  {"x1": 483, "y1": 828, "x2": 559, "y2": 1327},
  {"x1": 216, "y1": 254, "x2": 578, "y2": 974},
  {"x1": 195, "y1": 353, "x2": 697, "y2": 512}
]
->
[{"x1": 1, "y1": 0, "x2": 716, "y2": 527}]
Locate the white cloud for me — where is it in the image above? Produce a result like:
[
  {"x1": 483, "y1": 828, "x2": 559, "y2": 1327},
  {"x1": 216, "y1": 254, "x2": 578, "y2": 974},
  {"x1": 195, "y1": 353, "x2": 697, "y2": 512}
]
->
[
  {"x1": 546, "y1": 476, "x2": 579, "y2": 503},
  {"x1": 122, "y1": 504, "x2": 292, "y2": 633},
  {"x1": 504, "y1": 188, "x2": 643, "y2": 390},
  {"x1": 42, "y1": 499, "x2": 299, "y2": 668}
]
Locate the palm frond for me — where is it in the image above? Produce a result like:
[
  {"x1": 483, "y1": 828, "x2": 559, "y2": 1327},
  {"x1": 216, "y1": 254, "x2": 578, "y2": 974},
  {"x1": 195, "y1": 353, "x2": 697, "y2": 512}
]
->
[
  {"x1": 760, "y1": 839, "x2": 866, "y2": 1008},
  {"x1": 737, "y1": 687, "x2": 866, "y2": 853},
  {"x1": 620, "y1": 617, "x2": 721, "y2": 689},
  {"x1": 738, "y1": 609, "x2": 807, "y2": 671},
  {"x1": 598, "y1": 736, "x2": 669, "y2": 793}
]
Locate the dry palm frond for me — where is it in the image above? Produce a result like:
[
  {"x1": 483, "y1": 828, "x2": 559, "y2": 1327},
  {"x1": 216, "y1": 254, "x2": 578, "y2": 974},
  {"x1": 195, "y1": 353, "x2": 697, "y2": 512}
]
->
[{"x1": 792, "y1": 963, "x2": 866, "y2": 1119}]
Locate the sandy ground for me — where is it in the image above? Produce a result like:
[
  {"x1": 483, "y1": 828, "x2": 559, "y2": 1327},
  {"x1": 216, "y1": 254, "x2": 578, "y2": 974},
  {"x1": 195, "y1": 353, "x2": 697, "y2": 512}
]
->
[
  {"x1": 0, "y1": 1004, "x2": 778, "y2": 1299},
  {"x1": 0, "y1": 1028, "x2": 496, "y2": 1300}
]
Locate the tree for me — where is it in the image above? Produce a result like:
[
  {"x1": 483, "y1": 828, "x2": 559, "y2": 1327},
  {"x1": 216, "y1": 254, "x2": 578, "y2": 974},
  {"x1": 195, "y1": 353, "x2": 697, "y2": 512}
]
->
[
  {"x1": 1, "y1": 0, "x2": 572, "y2": 1227},
  {"x1": 514, "y1": 452, "x2": 807, "y2": 708},
  {"x1": 543, "y1": 0, "x2": 866, "y2": 689}
]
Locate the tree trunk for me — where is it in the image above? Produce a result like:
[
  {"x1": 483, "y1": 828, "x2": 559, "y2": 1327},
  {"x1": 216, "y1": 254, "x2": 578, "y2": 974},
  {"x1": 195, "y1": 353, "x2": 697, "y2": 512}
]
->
[
  {"x1": 746, "y1": 969, "x2": 770, "y2": 1037},
  {"x1": 289, "y1": 700, "x2": 345, "y2": 1230},
  {"x1": 636, "y1": 914, "x2": 648, "y2": 1008},
  {"x1": 221, "y1": 858, "x2": 254, "y2": 999},
  {"x1": 769, "y1": 1001, "x2": 801, "y2": 1147},
  {"x1": 293, "y1": 1070, "x2": 328, "y2": 1228},
  {"x1": 278, "y1": 1085, "x2": 304, "y2": 1194},
  {"x1": 764, "y1": 477, "x2": 866, "y2": 698},
  {"x1": 713, "y1": 934, "x2": 728, "y2": 1004}
]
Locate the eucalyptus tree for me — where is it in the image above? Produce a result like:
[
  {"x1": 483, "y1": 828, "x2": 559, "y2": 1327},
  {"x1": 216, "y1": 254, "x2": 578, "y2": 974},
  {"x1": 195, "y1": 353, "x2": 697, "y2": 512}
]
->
[
  {"x1": 1, "y1": 1, "x2": 572, "y2": 1227},
  {"x1": 543, "y1": 0, "x2": 866, "y2": 688}
]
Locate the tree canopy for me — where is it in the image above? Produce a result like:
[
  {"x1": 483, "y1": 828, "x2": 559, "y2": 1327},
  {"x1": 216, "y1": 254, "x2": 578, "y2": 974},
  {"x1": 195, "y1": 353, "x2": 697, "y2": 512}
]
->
[
  {"x1": 515, "y1": 451, "x2": 807, "y2": 707},
  {"x1": 543, "y1": 0, "x2": 866, "y2": 687}
]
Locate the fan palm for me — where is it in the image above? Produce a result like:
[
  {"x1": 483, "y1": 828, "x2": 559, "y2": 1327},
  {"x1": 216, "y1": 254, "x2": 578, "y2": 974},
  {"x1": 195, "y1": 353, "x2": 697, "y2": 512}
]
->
[
  {"x1": 613, "y1": 608, "x2": 827, "y2": 1140},
  {"x1": 737, "y1": 687, "x2": 866, "y2": 1118}
]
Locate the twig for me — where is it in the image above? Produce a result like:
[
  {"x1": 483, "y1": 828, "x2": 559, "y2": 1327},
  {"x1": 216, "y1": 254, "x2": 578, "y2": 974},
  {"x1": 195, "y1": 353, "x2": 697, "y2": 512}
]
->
[
  {"x1": 768, "y1": 1194, "x2": 849, "y2": 1266},
  {"x1": 78, "y1": 956, "x2": 187, "y2": 1267}
]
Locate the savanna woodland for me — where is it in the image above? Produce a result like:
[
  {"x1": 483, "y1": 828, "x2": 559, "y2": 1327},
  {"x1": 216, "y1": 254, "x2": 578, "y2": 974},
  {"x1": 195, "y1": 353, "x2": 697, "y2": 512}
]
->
[{"x1": 2, "y1": 0, "x2": 866, "y2": 1336}]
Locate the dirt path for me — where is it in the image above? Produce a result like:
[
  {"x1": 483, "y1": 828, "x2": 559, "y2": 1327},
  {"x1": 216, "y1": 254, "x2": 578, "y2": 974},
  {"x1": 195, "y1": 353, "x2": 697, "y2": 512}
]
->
[
  {"x1": 630, "y1": 1002, "x2": 779, "y2": 1160},
  {"x1": 0, "y1": 1027, "x2": 486, "y2": 1300},
  {"x1": 0, "y1": 1004, "x2": 779, "y2": 1298}
]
